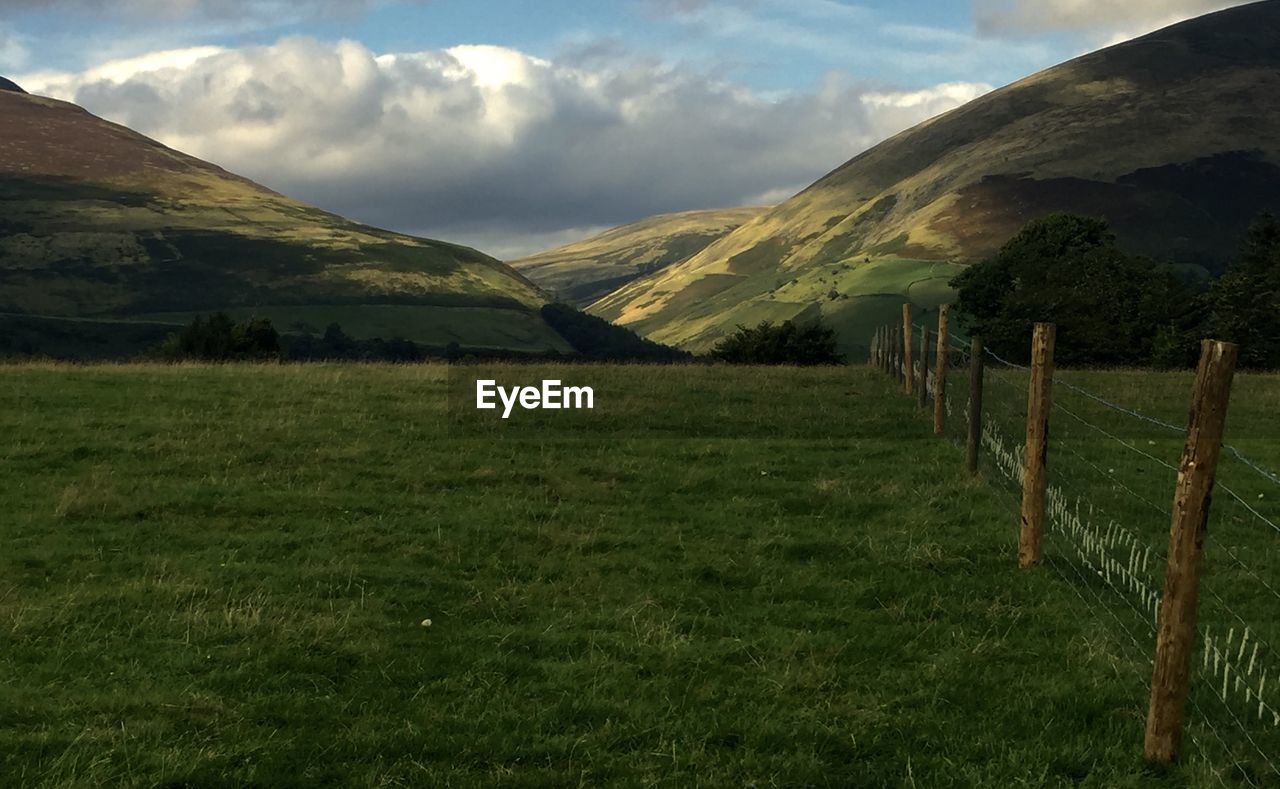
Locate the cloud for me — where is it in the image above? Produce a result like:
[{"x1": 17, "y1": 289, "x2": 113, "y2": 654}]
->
[
  {"x1": 20, "y1": 38, "x2": 990, "y2": 258},
  {"x1": 0, "y1": 0, "x2": 389, "y2": 20},
  {"x1": 973, "y1": 0, "x2": 1250, "y2": 37}
]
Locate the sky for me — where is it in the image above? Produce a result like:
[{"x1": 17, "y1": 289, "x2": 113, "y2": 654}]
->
[{"x1": 0, "y1": 0, "x2": 1253, "y2": 258}]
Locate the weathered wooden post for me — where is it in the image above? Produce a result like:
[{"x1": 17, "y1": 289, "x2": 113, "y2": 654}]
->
[
  {"x1": 902, "y1": 304, "x2": 914, "y2": 396},
  {"x1": 896, "y1": 321, "x2": 906, "y2": 381},
  {"x1": 966, "y1": 336, "x2": 984, "y2": 474},
  {"x1": 1144, "y1": 340, "x2": 1238, "y2": 764},
  {"x1": 917, "y1": 326, "x2": 930, "y2": 410},
  {"x1": 934, "y1": 306, "x2": 950, "y2": 435},
  {"x1": 881, "y1": 325, "x2": 890, "y2": 375},
  {"x1": 1018, "y1": 323, "x2": 1055, "y2": 569}
]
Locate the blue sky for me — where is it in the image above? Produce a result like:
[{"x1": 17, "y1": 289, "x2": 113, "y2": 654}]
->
[
  {"x1": 0, "y1": 0, "x2": 1246, "y2": 256},
  {"x1": 7, "y1": 1, "x2": 1068, "y2": 90}
]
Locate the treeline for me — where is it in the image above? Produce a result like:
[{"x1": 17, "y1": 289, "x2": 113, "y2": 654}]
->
[
  {"x1": 157, "y1": 303, "x2": 693, "y2": 363},
  {"x1": 951, "y1": 212, "x2": 1280, "y2": 369},
  {"x1": 159, "y1": 313, "x2": 280, "y2": 361}
]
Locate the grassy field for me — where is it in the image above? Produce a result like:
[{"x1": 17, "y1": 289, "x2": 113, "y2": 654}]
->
[
  {"x1": 1, "y1": 362, "x2": 1276, "y2": 786},
  {"x1": 921, "y1": 345, "x2": 1280, "y2": 785},
  {"x1": 590, "y1": 254, "x2": 963, "y2": 359}
]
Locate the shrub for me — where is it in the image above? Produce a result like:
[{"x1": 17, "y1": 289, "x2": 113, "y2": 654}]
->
[
  {"x1": 711, "y1": 319, "x2": 845, "y2": 365},
  {"x1": 162, "y1": 313, "x2": 281, "y2": 361}
]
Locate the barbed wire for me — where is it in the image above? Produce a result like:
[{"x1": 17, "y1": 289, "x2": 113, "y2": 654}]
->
[
  {"x1": 903, "y1": 321, "x2": 1280, "y2": 491},
  {"x1": 1217, "y1": 483, "x2": 1280, "y2": 538},
  {"x1": 1053, "y1": 375, "x2": 1280, "y2": 490},
  {"x1": 1226, "y1": 446, "x2": 1280, "y2": 489},
  {"x1": 1187, "y1": 694, "x2": 1262, "y2": 789},
  {"x1": 1209, "y1": 539, "x2": 1280, "y2": 605},
  {"x1": 1054, "y1": 378, "x2": 1185, "y2": 433},
  {"x1": 1050, "y1": 434, "x2": 1172, "y2": 520},
  {"x1": 871, "y1": 330, "x2": 1280, "y2": 777},
  {"x1": 1193, "y1": 665, "x2": 1280, "y2": 779},
  {"x1": 1052, "y1": 400, "x2": 1181, "y2": 474}
]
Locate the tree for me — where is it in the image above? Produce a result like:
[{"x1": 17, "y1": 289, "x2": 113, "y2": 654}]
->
[
  {"x1": 322, "y1": 322, "x2": 353, "y2": 355},
  {"x1": 710, "y1": 319, "x2": 845, "y2": 365},
  {"x1": 1203, "y1": 213, "x2": 1280, "y2": 369},
  {"x1": 951, "y1": 214, "x2": 1192, "y2": 366},
  {"x1": 235, "y1": 317, "x2": 280, "y2": 359},
  {"x1": 161, "y1": 313, "x2": 281, "y2": 361}
]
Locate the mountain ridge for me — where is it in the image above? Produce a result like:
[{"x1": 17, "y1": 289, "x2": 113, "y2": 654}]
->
[
  {"x1": 0, "y1": 86, "x2": 571, "y2": 354},
  {"x1": 590, "y1": 1, "x2": 1280, "y2": 352}
]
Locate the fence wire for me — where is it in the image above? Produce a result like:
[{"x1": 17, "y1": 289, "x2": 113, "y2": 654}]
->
[{"x1": 871, "y1": 324, "x2": 1280, "y2": 781}]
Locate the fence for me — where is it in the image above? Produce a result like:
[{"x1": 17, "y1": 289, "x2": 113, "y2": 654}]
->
[{"x1": 870, "y1": 309, "x2": 1280, "y2": 782}]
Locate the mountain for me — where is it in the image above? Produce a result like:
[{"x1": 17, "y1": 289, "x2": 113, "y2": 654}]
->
[
  {"x1": 510, "y1": 207, "x2": 768, "y2": 307},
  {"x1": 590, "y1": 1, "x2": 1280, "y2": 354},
  {"x1": 0, "y1": 83, "x2": 571, "y2": 355}
]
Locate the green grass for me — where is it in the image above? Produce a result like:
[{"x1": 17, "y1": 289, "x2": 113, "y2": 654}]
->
[
  {"x1": 592, "y1": 256, "x2": 964, "y2": 357},
  {"x1": 918, "y1": 350, "x2": 1280, "y2": 784},
  {"x1": 1, "y1": 362, "x2": 1274, "y2": 786}
]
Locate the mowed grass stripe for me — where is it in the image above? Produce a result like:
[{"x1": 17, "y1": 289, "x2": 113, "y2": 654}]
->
[{"x1": 0, "y1": 364, "x2": 1235, "y2": 786}]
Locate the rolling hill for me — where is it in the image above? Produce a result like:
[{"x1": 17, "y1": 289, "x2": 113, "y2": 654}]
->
[
  {"x1": 510, "y1": 207, "x2": 768, "y2": 307},
  {"x1": 0, "y1": 82, "x2": 572, "y2": 355},
  {"x1": 590, "y1": 1, "x2": 1280, "y2": 354}
]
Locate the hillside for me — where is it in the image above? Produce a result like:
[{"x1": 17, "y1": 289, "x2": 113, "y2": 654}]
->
[
  {"x1": 0, "y1": 83, "x2": 571, "y2": 355},
  {"x1": 590, "y1": 1, "x2": 1280, "y2": 353},
  {"x1": 511, "y1": 207, "x2": 767, "y2": 307}
]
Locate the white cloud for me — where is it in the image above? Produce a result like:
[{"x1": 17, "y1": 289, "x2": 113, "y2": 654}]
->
[
  {"x1": 863, "y1": 82, "x2": 990, "y2": 111},
  {"x1": 24, "y1": 46, "x2": 227, "y2": 88},
  {"x1": 973, "y1": 0, "x2": 1250, "y2": 36},
  {"x1": 18, "y1": 38, "x2": 990, "y2": 257},
  {"x1": 2, "y1": 0, "x2": 389, "y2": 20}
]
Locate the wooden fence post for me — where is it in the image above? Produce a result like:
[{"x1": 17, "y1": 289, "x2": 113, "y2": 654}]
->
[
  {"x1": 934, "y1": 306, "x2": 950, "y2": 435},
  {"x1": 882, "y1": 325, "x2": 891, "y2": 375},
  {"x1": 966, "y1": 336, "x2": 984, "y2": 474},
  {"x1": 917, "y1": 327, "x2": 931, "y2": 410},
  {"x1": 1018, "y1": 323, "x2": 1056, "y2": 569},
  {"x1": 896, "y1": 321, "x2": 906, "y2": 381},
  {"x1": 902, "y1": 304, "x2": 914, "y2": 396},
  {"x1": 1144, "y1": 340, "x2": 1239, "y2": 764},
  {"x1": 870, "y1": 328, "x2": 879, "y2": 368}
]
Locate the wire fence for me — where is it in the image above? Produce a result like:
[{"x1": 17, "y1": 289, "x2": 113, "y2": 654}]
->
[{"x1": 873, "y1": 317, "x2": 1280, "y2": 783}]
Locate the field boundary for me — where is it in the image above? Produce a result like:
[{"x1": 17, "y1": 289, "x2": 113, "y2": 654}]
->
[{"x1": 870, "y1": 307, "x2": 1280, "y2": 781}]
